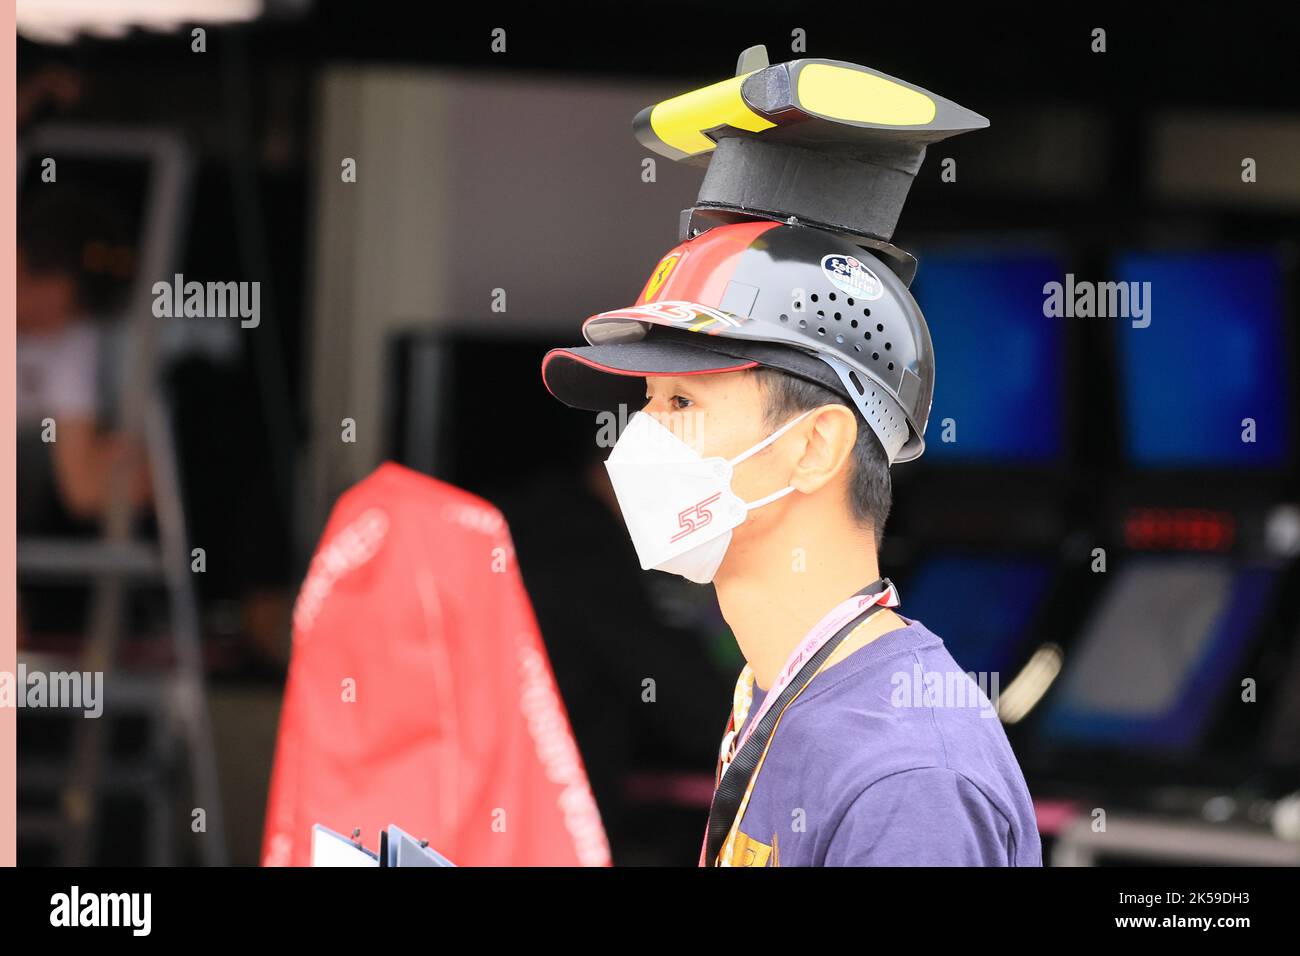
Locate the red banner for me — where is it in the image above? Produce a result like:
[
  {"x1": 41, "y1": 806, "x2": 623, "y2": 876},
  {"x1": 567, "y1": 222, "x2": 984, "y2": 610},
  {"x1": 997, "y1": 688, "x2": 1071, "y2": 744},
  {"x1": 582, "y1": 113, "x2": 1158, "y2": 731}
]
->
[{"x1": 262, "y1": 463, "x2": 609, "y2": 866}]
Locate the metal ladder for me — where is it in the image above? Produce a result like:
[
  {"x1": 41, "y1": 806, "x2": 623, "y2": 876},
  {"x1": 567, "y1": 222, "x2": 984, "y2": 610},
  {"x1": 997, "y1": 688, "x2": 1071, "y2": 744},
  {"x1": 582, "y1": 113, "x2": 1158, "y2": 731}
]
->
[{"x1": 16, "y1": 125, "x2": 227, "y2": 866}]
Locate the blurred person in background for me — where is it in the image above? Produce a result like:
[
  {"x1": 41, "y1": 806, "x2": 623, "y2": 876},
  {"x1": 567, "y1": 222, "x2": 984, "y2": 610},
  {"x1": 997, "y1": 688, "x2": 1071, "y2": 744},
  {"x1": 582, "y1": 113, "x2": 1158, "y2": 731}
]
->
[
  {"x1": 16, "y1": 187, "x2": 153, "y2": 642},
  {"x1": 16, "y1": 62, "x2": 152, "y2": 529},
  {"x1": 17, "y1": 187, "x2": 152, "y2": 523}
]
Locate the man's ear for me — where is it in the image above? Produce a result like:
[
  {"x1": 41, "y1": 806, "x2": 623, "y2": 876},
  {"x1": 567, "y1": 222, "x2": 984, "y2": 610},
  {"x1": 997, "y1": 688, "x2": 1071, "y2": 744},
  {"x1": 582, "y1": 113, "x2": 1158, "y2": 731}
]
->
[{"x1": 789, "y1": 404, "x2": 858, "y2": 495}]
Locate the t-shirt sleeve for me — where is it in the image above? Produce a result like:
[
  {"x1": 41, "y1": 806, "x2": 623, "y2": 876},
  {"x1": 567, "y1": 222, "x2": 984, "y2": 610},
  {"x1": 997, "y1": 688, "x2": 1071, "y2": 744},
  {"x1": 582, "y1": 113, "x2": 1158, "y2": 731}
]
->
[
  {"x1": 48, "y1": 324, "x2": 100, "y2": 419},
  {"x1": 823, "y1": 767, "x2": 1013, "y2": 866}
]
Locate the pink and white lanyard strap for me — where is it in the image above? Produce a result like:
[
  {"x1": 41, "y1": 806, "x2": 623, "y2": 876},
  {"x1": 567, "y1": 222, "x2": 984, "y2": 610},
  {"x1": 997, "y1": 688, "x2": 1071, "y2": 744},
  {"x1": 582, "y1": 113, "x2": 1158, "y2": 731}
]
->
[{"x1": 713, "y1": 581, "x2": 901, "y2": 789}]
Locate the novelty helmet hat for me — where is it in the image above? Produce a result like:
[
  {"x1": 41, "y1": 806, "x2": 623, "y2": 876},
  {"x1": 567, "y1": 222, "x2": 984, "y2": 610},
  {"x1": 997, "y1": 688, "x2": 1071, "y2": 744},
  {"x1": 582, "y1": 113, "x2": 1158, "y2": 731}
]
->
[
  {"x1": 542, "y1": 46, "x2": 989, "y2": 465},
  {"x1": 542, "y1": 218, "x2": 934, "y2": 463}
]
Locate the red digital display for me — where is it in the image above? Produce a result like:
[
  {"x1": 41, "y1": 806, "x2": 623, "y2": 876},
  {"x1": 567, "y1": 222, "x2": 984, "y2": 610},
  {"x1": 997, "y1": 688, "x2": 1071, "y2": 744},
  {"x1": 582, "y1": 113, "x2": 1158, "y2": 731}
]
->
[{"x1": 1124, "y1": 508, "x2": 1236, "y2": 552}]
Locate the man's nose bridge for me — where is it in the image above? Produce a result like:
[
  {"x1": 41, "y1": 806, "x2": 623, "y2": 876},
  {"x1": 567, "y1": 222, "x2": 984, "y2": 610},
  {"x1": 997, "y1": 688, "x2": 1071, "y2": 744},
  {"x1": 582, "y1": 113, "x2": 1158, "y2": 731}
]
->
[{"x1": 642, "y1": 408, "x2": 704, "y2": 449}]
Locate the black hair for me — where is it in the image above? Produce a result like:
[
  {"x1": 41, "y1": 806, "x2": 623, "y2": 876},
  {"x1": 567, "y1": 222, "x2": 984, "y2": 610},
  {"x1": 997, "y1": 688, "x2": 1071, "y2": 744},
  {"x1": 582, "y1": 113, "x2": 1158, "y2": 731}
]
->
[
  {"x1": 752, "y1": 367, "x2": 892, "y2": 545},
  {"x1": 18, "y1": 185, "x2": 132, "y2": 314}
]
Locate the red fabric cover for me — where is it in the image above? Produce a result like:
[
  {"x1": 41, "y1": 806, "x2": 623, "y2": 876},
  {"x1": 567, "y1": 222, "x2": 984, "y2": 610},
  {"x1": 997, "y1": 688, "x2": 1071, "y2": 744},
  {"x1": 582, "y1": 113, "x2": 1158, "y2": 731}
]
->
[{"x1": 262, "y1": 463, "x2": 609, "y2": 866}]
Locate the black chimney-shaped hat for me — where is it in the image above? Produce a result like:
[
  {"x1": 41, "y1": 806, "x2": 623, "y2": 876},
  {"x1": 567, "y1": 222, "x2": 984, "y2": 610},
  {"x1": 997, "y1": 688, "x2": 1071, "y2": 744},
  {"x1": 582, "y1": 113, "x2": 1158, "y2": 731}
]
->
[{"x1": 633, "y1": 46, "x2": 989, "y2": 285}]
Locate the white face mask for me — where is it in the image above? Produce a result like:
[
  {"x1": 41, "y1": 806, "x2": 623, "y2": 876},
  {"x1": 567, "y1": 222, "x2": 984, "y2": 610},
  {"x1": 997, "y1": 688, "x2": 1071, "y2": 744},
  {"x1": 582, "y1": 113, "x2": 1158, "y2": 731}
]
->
[{"x1": 603, "y1": 408, "x2": 813, "y2": 584}]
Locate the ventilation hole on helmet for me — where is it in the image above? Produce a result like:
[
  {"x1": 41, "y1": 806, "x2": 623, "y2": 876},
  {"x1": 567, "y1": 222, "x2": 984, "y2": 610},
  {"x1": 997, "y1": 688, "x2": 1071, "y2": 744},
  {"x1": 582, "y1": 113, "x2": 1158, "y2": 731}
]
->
[
  {"x1": 885, "y1": 342, "x2": 892, "y2": 350},
  {"x1": 798, "y1": 318, "x2": 807, "y2": 329},
  {"x1": 794, "y1": 301, "x2": 803, "y2": 310},
  {"x1": 887, "y1": 362, "x2": 895, "y2": 371},
  {"x1": 847, "y1": 370, "x2": 866, "y2": 395},
  {"x1": 863, "y1": 308, "x2": 871, "y2": 316},
  {"x1": 817, "y1": 327, "x2": 826, "y2": 336},
  {"x1": 864, "y1": 331, "x2": 872, "y2": 340},
  {"x1": 847, "y1": 297, "x2": 855, "y2": 306},
  {"x1": 810, "y1": 293, "x2": 819, "y2": 303},
  {"x1": 828, "y1": 292, "x2": 837, "y2": 301},
  {"x1": 876, "y1": 323, "x2": 884, "y2": 332},
  {"x1": 834, "y1": 312, "x2": 842, "y2": 320},
  {"x1": 779, "y1": 314, "x2": 789, "y2": 322},
  {"x1": 872, "y1": 352, "x2": 880, "y2": 361},
  {"x1": 817, "y1": 310, "x2": 825, "y2": 318},
  {"x1": 850, "y1": 319, "x2": 858, "y2": 328},
  {"x1": 853, "y1": 344, "x2": 862, "y2": 352},
  {"x1": 835, "y1": 334, "x2": 844, "y2": 344}
]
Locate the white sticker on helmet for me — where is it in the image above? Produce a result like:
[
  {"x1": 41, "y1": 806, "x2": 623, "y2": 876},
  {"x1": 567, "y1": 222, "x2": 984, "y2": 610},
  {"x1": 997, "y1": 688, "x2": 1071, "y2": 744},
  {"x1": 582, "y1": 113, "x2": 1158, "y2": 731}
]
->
[{"x1": 821, "y1": 254, "x2": 884, "y2": 300}]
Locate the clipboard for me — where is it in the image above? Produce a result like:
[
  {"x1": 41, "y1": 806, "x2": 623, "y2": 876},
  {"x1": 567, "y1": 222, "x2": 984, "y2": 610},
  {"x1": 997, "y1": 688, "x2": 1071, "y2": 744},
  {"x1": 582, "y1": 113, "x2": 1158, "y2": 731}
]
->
[
  {"x1": 310, "y1": 824, "x2": 380, "y2": 867},
  {"x1": 310, "y1": 822, "x2": 456, "y2": 867}
]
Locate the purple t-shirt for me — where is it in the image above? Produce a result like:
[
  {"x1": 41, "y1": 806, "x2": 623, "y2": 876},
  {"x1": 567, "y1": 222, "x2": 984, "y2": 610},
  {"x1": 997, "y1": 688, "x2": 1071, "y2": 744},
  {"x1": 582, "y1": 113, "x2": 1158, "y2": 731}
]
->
[{"x1": 721, "y1": 617, "x2": 1042, "y2": 866}]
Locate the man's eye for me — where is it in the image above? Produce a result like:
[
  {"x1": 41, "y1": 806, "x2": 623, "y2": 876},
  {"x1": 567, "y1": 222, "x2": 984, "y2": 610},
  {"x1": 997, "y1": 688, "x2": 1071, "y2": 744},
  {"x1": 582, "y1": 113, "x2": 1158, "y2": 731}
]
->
[{"x1": 644, "y1": 392, "x2": 693, "y2": 410}]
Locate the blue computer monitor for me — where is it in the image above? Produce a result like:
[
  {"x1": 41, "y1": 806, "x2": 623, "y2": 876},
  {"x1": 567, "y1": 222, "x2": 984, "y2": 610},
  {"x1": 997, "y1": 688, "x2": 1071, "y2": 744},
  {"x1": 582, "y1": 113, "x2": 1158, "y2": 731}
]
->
[
  {"x1": 1037, "y1": 557, "x2": 1276, "y2": 753},
  {"x1": 902, "y1": 555, "x2": 1055, "y2": 676},
  {"x1": 1113, "y1": 250, "x2": 1289, "y2": 469},
  {"x1": 913, "y1": 251, "x2": 1065, "y2": 464}
]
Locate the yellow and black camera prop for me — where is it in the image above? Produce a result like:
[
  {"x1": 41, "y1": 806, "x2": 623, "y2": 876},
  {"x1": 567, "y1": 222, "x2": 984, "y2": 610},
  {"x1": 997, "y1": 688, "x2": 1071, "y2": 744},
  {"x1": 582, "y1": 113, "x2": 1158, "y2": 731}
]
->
[{"x1": 634, "y1": 46, "x2": 988, "y2": 284}]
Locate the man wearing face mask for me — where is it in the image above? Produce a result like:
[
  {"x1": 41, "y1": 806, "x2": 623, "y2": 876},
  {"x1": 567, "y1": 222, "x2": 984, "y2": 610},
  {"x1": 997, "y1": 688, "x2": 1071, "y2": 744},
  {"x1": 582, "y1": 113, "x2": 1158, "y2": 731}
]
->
[{"x1": 540, "y1": 51, "x2": 1042, "y2": 866}]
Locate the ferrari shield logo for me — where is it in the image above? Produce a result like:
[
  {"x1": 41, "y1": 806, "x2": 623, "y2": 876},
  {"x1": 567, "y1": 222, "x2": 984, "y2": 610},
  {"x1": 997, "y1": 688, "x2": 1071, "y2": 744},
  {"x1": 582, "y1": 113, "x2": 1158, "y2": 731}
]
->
[{"x1": 643, "y1": 253, "x2": 680, "y2": 301}]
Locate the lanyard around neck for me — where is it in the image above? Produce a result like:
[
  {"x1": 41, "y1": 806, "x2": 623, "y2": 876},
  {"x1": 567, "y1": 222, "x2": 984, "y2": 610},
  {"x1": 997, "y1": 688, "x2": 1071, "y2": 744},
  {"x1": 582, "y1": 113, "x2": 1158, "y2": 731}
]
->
[
  {"x1": 701, "y1": 579, "x2": 899, "y2": 867},
  {"x1": 730, "y1": 579, "x2": 900, "y2": 761}
]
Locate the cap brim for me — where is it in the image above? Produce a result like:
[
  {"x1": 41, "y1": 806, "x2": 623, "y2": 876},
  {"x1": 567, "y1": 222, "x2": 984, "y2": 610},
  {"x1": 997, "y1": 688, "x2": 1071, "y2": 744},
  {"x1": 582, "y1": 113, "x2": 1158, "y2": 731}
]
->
[{"x1": 541, "y1": 340, "x2": 759, "y2": 412}]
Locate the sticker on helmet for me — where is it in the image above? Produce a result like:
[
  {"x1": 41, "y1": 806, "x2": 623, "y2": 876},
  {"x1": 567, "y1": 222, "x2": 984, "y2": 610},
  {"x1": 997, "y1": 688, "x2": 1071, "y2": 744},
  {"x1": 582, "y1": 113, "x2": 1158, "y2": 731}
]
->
[
  {"x1": 592, "y1": 300, "x2": 747, "y2": 334},
  {"x1": 642, "y1": 253, "x2": 680, "y2": 301},
  {"x1": 821, "y1": 254, "x2": 884, "y2": 300}
]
